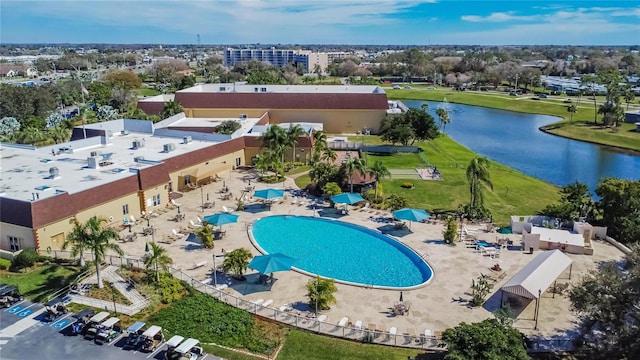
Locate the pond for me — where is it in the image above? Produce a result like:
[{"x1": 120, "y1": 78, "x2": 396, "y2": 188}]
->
[{"x1": 403, "y1": 100, "x2": 640, "y2": 191}]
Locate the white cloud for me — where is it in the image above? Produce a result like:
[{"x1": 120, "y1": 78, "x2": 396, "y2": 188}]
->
[{"x1": 461, "y1": 11, "x2": 539, "y2": 23}]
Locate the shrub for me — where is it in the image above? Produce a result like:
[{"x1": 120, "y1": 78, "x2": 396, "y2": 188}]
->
[
  {"x1": 156, "y1": 272, "x2": 187, "y2": 304},
  {"x1": 401, "y1": 182, "x2": 414, "y2": 189},
  {"x1": 442, "y1": 216, "x2": 459, "y2": 245},
  {"x1": 0, "y1": 258, "x2": 11, "y2": 270},
  {"x1": 215, "y1": 120, "x2": 241, "y2": 135},
  {"x1": 261, "y1": 175, "x2": 285, "y2": 183},
  {"x1": 11, "y1": 249, "x2": 39, "y2": 270},
  {"x1": 322, "y1": 182, "x2": 342, "y2": 197},
  {"x1": 385, "y1": 194, "x2": 409, "y2": 211}
]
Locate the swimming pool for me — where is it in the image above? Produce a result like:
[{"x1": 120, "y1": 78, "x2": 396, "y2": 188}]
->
[{"x1": 250, "y1": 215, "x2": 433, "y2": 289}]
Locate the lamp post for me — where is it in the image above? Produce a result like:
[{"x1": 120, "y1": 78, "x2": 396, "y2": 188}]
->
[
  {"x1": 177, "y1": 205, "x2": 181, "y2": 214},
  {"x1": 266, "y1": 347, "x2": 271, "y2": 360},
  {"x1": 212, "y1": 252, "x2": 218, "y2": 289},
  {"x1": 200, "y1": 186, "x2": 204, "y2": 212},
  {"x1": 111, "y1": 288, "x2": 118, "y2": 316}
]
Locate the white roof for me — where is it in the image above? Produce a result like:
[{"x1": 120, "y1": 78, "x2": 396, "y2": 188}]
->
[
  {"x1": 127, "y1": 321, "x2": 146, "y2": 333},
  {"x1": 178, "y1": 83, "x2": 384, "y2": 94},
  {"x1": 101, "y1": 317, "x2": 120, "y2": 328},
  {"x1": 501, "y1": 250, "x2": 572, "y2": 299},
  {"x1": 141, "y1": 325, "x2": 162, "y2": 337},
  {"x1": 165, "y1": 335, "x2": 184, "y2": 347},
  {"x1": 89, "y1": 311, "x2": 110, "y2": 323},
  {"x1": 137, "y1": 94, "x2": 175, "y2": 103},
  {"x1": 175, "y1": 338, "x2": 199, "y2": 354},
  {"x1": 531, "y1": 226, "x2": 585, "y2": 247}
]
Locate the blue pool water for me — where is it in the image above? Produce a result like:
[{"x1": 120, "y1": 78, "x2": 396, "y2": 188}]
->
[{"x1": 250, "y1": 215, "x2": 433, "y2": 289}]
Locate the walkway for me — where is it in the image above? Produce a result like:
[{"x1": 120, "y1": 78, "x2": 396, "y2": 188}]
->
[{"x1": 76, "y1": 265, "x2": 149, "y2": 315}]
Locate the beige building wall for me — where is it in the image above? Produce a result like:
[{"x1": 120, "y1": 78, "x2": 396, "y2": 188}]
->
[
  {"x1": 170, "y1": 150, "x2": 244, "y2": 192},
  {"x1": 0, "y1": 223, "x2": 36, "y2": 252},
  {"x1": 35, "y1": 192, "x2": 142, "y2": 251},
  {"x1": 141, "y1": 185, "x2": 171, "y2": 214},
  {"x1": 187, "y1": 108, "x2": 270, "y2": 118}
]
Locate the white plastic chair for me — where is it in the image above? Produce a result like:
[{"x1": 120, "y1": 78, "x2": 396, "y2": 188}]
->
[
  {"x1": 338, "y1": 317, "x2": 348, "y2": 327},
  {"x1": 222, "y1": 206, "x2": 233, "y2": 213},
  {"x1": 355, "y1": 320, "x2": 363, "y2": 329}
]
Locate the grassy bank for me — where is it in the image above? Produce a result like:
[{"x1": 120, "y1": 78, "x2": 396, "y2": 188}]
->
[
  {"x1": 0, "y1": 264, "x2": 83, "y2": 302},
  {"x1": 386, "y1": 88, "x2": 640, "y2": 152},
  {"x1": 296, "y1": 135, "x2": 559, "y2": 225}
]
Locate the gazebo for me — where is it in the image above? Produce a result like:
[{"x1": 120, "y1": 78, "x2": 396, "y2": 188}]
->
[{"x1": 500, "y1": 250, "x2": 573, "y2": 329}]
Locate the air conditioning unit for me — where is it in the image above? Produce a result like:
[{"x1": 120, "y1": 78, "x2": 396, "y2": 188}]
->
[
  {"x1": 239, "y1": 114, "x2": 247, "y2": 120},
  {"x1": 90, "y1": 151, "x2": 98, "y2": 157},
  {"x1": 163, "y1": 143, "x2": 176, "y2": 152},
  {"x1": 132, "y1": 140, "x2": 145, "y2": 149},
  {"x1": 183, "y1": 136, "x2": 192, "y2": 144},
  {"x1": 134, "y1": 156, "x2": 145, "y2": 162},
  {"x1": 49, "y1": 167, "x2": 59, "y2": 178},
  {"x1": 121, "y1": 130, "x2": 130, "y2": 135}
]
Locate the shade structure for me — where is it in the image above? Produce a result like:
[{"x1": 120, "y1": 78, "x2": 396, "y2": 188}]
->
[
  {"x1": 393, "y1": 208, "x2": 430, "y2": 223},
  {"x1": 253, "y1": 188, "x2": 285, "y2": 201},
  {"x1": 203, "y1": 213, "x2": 239, "y2": 227},
  {"x1": 248, "y1": 253, "x2": 296, "y2": 275},
  {"x1": 501, "y1": 250, "x2": 572, "y2": 299},
  {"x1": 331, "y1": 193, "x2": 364, "y2": 205},
  {"x1": 498, "y1": 227, "x2": 512, "y2": 234}
]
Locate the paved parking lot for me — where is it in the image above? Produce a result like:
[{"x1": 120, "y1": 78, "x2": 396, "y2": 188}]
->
[{"x1": 1, "y1": 304, "x2": 205, "y2": 360}]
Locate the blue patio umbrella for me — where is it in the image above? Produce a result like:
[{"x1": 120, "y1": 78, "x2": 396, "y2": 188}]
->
[
  {"x1": 203, "y1": 213, "x2": 239, "y2": 227},
  {"x1": 253, "y1": 188, "x2": 285, "y2": 201},
  {"x1": 392, "y1": 208, "x2": 430, "y2": 229},
  {"x1": 248, "y1": 253, "x2": 296, "y2": 275},
  {"x1": 331, "y1": 193, "x2": 364, "y2": 205}
]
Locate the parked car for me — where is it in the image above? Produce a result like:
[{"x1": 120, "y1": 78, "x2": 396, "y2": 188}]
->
[
  {"x1": 537, "y1": 93, "x2": 548, "y2": 98},
  {"x1": 404, "y1": 85, "x2": 412, "y2": 89},
  {"x1": 509, "y1": 91, "x2": 518, "y2": 96},
  {"x1": 43, "y1": 297, "x2": 69, "y2": 322},
  {"x1": 392, "y1": 85, "x2": 400, "y2": 89},
  {"x1": 139, "y1": 325, "x2": 164, "y2": 352},
  {"x1": 0, "y1": 285, "x2": 23, "y2": 308},
  {"x1": 71, "y1": 309, "x2": 96, "y2": 335},
  {"x1": 95, "y1": 317, "x2": 122, "y2": 345},
  {"x1": 123, "y1": 321, "x2": 146, "y2": 350}
]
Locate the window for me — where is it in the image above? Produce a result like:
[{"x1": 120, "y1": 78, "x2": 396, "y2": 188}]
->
[
  {"x1": 8, "y1": 236, "x2": 21, "y2": 252},
  {"x1": 184, "y1": 175, "x2": 191, "y2": 185},
  {"x1": 152, "y1": 194, "x2": 161, "y2": 206},
  {"x1": 122, "y1": 204, "x2": 129, "y2": 215},
  {"x1": 236, "y1": 157, "x2": 241, "y2": 167},
  {"x1": 261, "y1": 87, "x2": 267, "y2": 92}
]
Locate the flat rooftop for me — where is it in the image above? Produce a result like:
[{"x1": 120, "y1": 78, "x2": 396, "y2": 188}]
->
[
  {"x1": 0, "y1": 129, "x2": 222, "y2": 202},
  {"x1": 531, "y1": 226, "x2": 585, "y2": 247},
  {"x1": 177, "y1": 83, "x2": 385, "y2": 94}
]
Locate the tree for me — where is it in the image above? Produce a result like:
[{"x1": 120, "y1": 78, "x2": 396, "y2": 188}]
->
[
  {"x1": 306, "y1": 276, "x2": 338, "y2": 312},
  {"x1": 45, "y1": 112, "x2": 65, "y2": 128},
  {"x1": 0, "y1": 117, "x2": 20, "y2": 138},
  {"x1": 580, "y1": 74, "x2": 600, "y2": 123},
  {"x1": 435, "y1": 108, "x2": 451, "y2": 133},
  {"x1": 385, "y1": 194, "x2": 409, "y2": 211},
  {"x1": 341, "y1": 157, "x2": 367, "y2": 193},
  {"x1": 96, "y1": 105, "x2": 118, "y2": 122},
  {"x1": 466, "y1": 157, "x2": 493, "y2": 210},
  {"x1": 64, "y1": 216, "x2": 123, "y2": 288},
  {"x1": 260, "y1": 125, "x2": 288, "y2": 163},
  {"x1": 144, "y1": 242, "x2": 173, "y2": 282},
  {"x1": 194, "y1": 224, "x2": 215, "y2": 249},
  {"x1": 87, "y1": 81, "x2": 113, "y2": 106},
  {"x1": 379, "y1": 108, "x2": 438, "y2": 146},
  {"x1": 322, "y1": 182, "x2": 342, "y2": 197},
  {"x1": 215, "y1": 120, "x2": 241, "y2": 135},
  {"x1": 222, "y1": 248, "x2": 253, "y2": 280},
  {"x1": 595, "y1": 178, "x2": 640, "y2": 245},
  {"x1": 569, "y1": 244, "x2": 640, "y2": 359},
  {"x1": 567, "y1": 104, "x2": 577, "y2": 122},
  {"x1": 379, "y1": 114, "x2": 414, "y2": 146},
  {"x1": 540, "y1": 182, "x2": 596, "y2": 223},
  {"x1": 367, "y1": 161, "x2": 390, "y2": 200},
  {"x1": 286, "y1": 124, "x2": 306, "y2": 162},
  {"x1": 162, "y1": 100, "x2": 183, "y2": 118},
  {"x1": 441, "y1": 319, "x2": 529, "y2": 360},
  {"x1": 310, "y1": 162, "x2": 339, "y2": 191},
  {"x1": 103, "y1": 70, "x2": 143, "y2": 90},
  {"x1": 442, "y1": 216, "x2": 459, "y2": 245},
  {"x1": 624, "y1": 87, "x2": 635, "y2": 111},
  {"x1": 48, "y1": 126, "x2": 69, "y2": 144}
]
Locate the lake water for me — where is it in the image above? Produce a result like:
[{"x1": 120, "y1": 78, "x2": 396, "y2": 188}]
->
[{"x1": 403, "y1": 100, "x2": 640, "y2": 190}]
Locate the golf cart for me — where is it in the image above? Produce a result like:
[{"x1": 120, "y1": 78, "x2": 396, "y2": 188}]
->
[
  {"x1": 84, "y1": 311, "x2": 110, "y2": 340},
  {"x1": 140, "y1": 325, "x2": 164, "y2": 352},
  {"x1": 71, "y1": 308, "x2": 96, "y2": 335},
  {"x1": 174, "y1": 338, "x2": 204, "y2": 360},
  {"x1": 94, "y1": 317, "x2": 122, "y2": 345},
  {"x1": 122, "y1": 321, "x2": 146, "y2": 350},
  {"x1": 0, "y1": 285, "x2": 23, "y2": 308},
  {"x1": 43, "y1": 297, "x2": 69, "y2": 322},
  {"x1": 164, "y1": 335, "x2": 184, "y2": 359}
]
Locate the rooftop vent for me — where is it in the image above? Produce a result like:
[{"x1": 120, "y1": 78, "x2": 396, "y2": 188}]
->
[
  {"x1": 121, "y1": 130, "x2": 130, "y2": 136},
  {"x1": 183, "y1": 136, "x2": 192, "y2": 144},
  {"x1": 49, "y1": 167, "x2": 59, "y2": 178},
  {"x1": 90, "y1": 151, "x2": 98, "y2": 157},
  {"x1": 163, "y1": 143, "x2": 176, "y2": 152},
  {"x1": 87, "y1": 157, "x2": 99, "y2": 169},
  {"x1": 134, "y1": 156, "x2": 145, "y2": 162},
  {"x1": 132, "y1": 140, "x2": 145, "y2": 149}
]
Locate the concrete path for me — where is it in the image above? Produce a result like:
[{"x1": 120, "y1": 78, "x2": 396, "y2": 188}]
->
[{"x1": 79, "y1": 265, "x2": 149, "y2": 313}]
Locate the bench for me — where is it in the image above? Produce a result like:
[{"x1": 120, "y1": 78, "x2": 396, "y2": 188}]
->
[{"x1": 192, "y1": 261, "x2": 207, "y2": 269}]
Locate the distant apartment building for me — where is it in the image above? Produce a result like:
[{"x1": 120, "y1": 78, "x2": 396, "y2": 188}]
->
[{"x1": 224, "y1": 48, "x2": 331, "y2": 73}]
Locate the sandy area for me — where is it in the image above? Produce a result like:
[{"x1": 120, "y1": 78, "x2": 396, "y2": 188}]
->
[{"x1": 116, "y1": 168, "x2": 625, "y2": 338}]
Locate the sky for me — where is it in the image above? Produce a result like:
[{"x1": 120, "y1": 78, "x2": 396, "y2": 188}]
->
[{"x1": 1, "y1": 0, "x2": 639, "y2": 45}]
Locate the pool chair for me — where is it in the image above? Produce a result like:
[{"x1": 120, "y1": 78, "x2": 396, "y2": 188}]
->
[
  {"x1": 262, "y1": 299, "x2": 273, "y2": 308},
  {"x1": 355, "y1": 320, "x2": 363, "y2": 330},
  {"x1": 222, "y1": 206, "x2": 234, "y2": 213},
  {"x1": 317, "y1": 314, "x2": 327, "y2": 323},
  {"x1": 338, "y1": 317, "x2": 349, "y2": 327},
  {"x1": 251, "y1": 298, "x2": 264, "y2": 305},
  {"x1": 172, "y1": 229, "x2": 186, "y2": 239},
  {"x1": 360, "y1": 202, "x2": 370, "y2": 212},
  {"x1": 388, "y1": 326, "x2": 397, "y2": 342},
  {"x1": 189, "y1": 220, "x2": 201, "y2": 229},
  {"x1": 291, "y1": 197, "x2": 298, "y2": 205}
]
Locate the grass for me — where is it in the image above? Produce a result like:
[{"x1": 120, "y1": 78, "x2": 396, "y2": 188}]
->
[
  {"x1": 294, "y1": 173, "x2": 311, "y2": 189},
  {"x1": 385, "y1": 88, "x2": 640, "y2": 152},
  {"x1": 201, "y1": 344, "x2": 266, "y2": 360},
  {"x1": 138, "y1": 88, "x2": 162, "y2": 97},
  {"x1": 85, "y1": 281, "x2": 132, "y2": 305},
  {"x1": 365, "y1": 152, "x2": 425, "y2": 169},
  {"x1": 285, "y1": 165, "x2": 311, "y2": 175},
  {"x1": 0, "y1": 264, "x2": 84, "y2": 302},
  {"x1": 277, "y1": 329, "x2": 439, "y2": 360}
]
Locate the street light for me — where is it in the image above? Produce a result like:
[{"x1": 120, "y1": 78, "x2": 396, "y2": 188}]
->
[
  {"x1": 212, "y1": 252, "x2": 218, "y2": 289},
  {"x1": 200, "y1": 186, "x2": 204, "y2": 212}
]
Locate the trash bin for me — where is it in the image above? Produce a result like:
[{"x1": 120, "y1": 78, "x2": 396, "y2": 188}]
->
[{"x1": 529, "y1": 247, "x2": 534, "y2": 254}]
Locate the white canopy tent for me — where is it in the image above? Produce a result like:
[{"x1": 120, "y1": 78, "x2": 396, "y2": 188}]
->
[
  {"x1": 502, "y1": 250, "x2": 573, "y2": 299},
  {"x1": 500, "y1": 250, "x2": 573, "y2": 330}
]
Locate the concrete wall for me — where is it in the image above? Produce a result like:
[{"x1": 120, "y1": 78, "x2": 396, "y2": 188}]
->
[{"x1": 0, "y1": 223, "x2": 35, "y2": 252}]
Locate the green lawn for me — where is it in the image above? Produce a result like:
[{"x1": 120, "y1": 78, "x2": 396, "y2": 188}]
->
[
  {"x1": 364, "y1": 152, "x2": 425, "y2": 169},
  {"x1": 277, "y1": 330, "x2": 438, "y2": 360},
  {"x1": 138, "y1": 88, "x2": 162, "y2": 97},
  {"x1": 286, "y1": 165, "x2": 311, "y2": 175},
  {"x1": 0, "y1": 264, "x2": 83, "y2": 302},
  {"x1": 385, "y1": 88, "x2": 640, "y2": 152}
]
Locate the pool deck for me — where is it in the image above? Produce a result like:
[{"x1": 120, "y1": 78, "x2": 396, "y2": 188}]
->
[{"x1": 116, "y1": 168, "x2": 625, "y2": 339}]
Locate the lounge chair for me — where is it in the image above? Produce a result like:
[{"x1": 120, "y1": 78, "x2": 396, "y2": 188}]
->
[
  {"x1": 189, "y1": 220, "x2": 201, "y2": 229},
  {"x1": 279, "y1": 304, "x2": 292, "y2": 312},
  {"x1": 360, "y1": 202, "x2": 370, "y2": 212},
  {"x1": 262, "y1": 299, "x2": 273, "y2": 307},
  {"x1": 251, "y1": 299, "x2": 264, "y2": 305},
  {"x1": 317, "y1": 314, "x2": 327, "y2": 322},
  {"x1": 222, "y1": 206, "x2": 234, "y2": 213},
  {"x1": 338, "y1": 317, "x2": 349, "y2": 327},
  {"x1": 291, "y1": 197, "x2": 298, "y2": 205},
  {"x1": 388, "y1": 326, "x2": 397, "y2": 341},
  {"x1": 354, "y1": 320, "x2": 363, "y2": 330},
  {"x1": 172, "y1": 229, "x2": 185, "y2": 239}
]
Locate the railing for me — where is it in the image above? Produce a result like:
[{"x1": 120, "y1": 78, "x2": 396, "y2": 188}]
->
[{"x1": 169, "y1": 267, "x2": 444, "y2": 350}]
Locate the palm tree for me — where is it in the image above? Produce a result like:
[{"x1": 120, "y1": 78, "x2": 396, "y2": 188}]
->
[
  {"x1": 286, "y1": 124, "x2": 306, "y2": 163},
  {"x1": 222, "y1": 248, "x2": 253, "y2": 280},
  {"x1": 368, "y1": 161, "x2": 390, "y2": 200},
  {"x1": 306, "y1": 276, "x2": 338, "y2": 312},
  {"x1": 64, "y1": 219, "x2": 91, "y2": 267},
  {"x1": 624, "y1": 87, "x2": 635, "y2": 111},
  {"x1": 64, "y1": 216, "x2": 123, "y2": 288},
  {"x1": 341, "y1": 157, "x2": 367, "y2": 193},
  {"x1": 567, "y1": 104, "x2": 577, "y2": 122},
  {"x1": 162, "y1": 100, "x2": 183, "y2": 118},
  {"x1": 49, "y1": 126, "x2": 69, "y2": 144},
  {"x1": 194, "y1": 223, "x2": 215, "y2": 249},
  {"x1": 466, "y1": 157, "x2": 493, "y2": 209},
  {"x1": 260, "y1": 125, "x2": 288, "y2": 162},
  {"x1": 435, "y1": 108, "x2": 451, "y2": 133},
  {"x1": 19, "y1": 126, "x2": 46, "y2": 145},
  {"x1": 144, "y1": 242, "x2": 173, "y2": 282}
]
